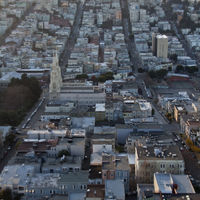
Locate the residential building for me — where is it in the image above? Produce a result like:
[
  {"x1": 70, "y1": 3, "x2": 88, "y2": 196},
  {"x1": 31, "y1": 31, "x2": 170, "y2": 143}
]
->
[
  {"x1": 105, "y1": 180, "x2": 125, "y2": 200},
  {"x1": 152, "y1": 34, "x2": 168, "y2": 58},
  {"x1": 95, "y1": 103, "x2": 106, "y2": 121},
  {"x1": 86, "y1": 184, "x2": 105, "y2": 200},
  {"x1": 102, "y1": 153, "x2": 131, "y2": 193},
  {"x1": 154, "y1": 173, "x2": 195, "y2": 194},
  {"x1": 135, "y1": 145, "x2": 185, "y2": 183}
]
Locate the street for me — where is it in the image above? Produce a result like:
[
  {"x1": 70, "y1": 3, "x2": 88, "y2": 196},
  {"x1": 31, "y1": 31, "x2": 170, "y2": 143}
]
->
[
  {"x1": 59, "y1": 0, "x2": 87, "y2": 76},
  {"x1": 120, "y1": 0, "x2": 142, "y2": 72}
]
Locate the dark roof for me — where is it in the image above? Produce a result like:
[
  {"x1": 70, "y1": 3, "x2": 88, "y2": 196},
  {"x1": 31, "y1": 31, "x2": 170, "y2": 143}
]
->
[
  {"x1": 89, "y1": 166, "x2": 102, "y2": 179},
  {"x1": 86, "y1": 184, "x2": 105, "y2": 199}
]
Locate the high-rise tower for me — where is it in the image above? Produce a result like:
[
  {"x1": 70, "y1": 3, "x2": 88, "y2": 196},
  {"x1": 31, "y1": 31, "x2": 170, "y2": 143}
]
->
[{"x1": 152, "y1": 34, "x2": 168, "y2": 58}]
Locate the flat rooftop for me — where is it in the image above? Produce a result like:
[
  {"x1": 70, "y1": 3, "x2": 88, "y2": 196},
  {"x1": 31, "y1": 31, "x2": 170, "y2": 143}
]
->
[
  {"x1": 102, "y1": 153, "x2": 130, "y2": 171},
  {"x1": 136, "y1": 145, "x2": 183, "y2": 160},
  {"x1": 154, "y1": 173, "x2": 195, "y2": 194},
  {"x1": 86, "y1": 184, "x2": 105, "y2": 198}
]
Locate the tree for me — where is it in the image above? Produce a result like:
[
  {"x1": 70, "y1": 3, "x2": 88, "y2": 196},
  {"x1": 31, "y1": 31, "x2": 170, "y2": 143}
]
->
[
  {"x1": 185, "y1": 66, "x2": 198, "y2": 73},
  {"x1": 98, "y1": 72, "x2": 114, "y2": 82},
  {"x1": 179, "y1": 10, "x2": 195, "y2": 31},
  {"x1": 128, "y1": 72, "x2": 133, "y2": 76},
  {"x1": 186, "y1": 138, "x2": 193, "y2": 146},
  {"x1": 148, "y1": 69, "x2": 168, "y2": 79},
  {"x1": 75, "y1": 74, "x2": 88, "y2": 80},
  {"x1": 176, "y1": 65, "x2": 184, "y2": 73},
  {"x1": 0, "y1": 132, "x2": 3, "y2": 159},
  {"x1": 0, "y1": 188, "x2": 13, "y2": 200},
  {"x1": 91, "y1": 75, "x2": 97, "y2": 83},
  {"x1": 170, "y1": 54, "x2": 178, "y2": 63},
  {"x1": 166, "y1": 112, "x2": 173, "y2": 122},
  {"x1": 115, "y1": 145, "x2": 124, "y2": 153},
  {"x1": 58, "y1": 149, "x2": 70, "y2": 158},
  {"x1": 4, "y1": 86, "x2": 32, "y2": 111},
  {"x1": 138, "y1": 88, "x2": 143, "y2": 95},
  {"x1": 138, "y1": 68, "x2": 145, "y2": 73},
  {"x1": 101, "y1": 19, "x2": 113, "y2": 29},
  {"x1": 0, "y1": 75, "x2": 42, "y2": 126},
  {"x1": 4, "y1": 133, "x2": 16, "y2": 146}
]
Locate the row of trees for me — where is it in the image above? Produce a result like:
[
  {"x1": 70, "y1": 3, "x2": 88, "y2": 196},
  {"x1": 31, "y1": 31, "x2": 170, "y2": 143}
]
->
[
  {"x1": 186, "y1": 137, "x2": 200, "y2": 153},
  {"x1": 148, "y1": 65, "x2": 198, "y2": 80},
  {"x1": 0, "y1": 74, "x2": 42, "y2": 126},
  {"x1": 0, "y1": 187, "x2": 21, "y2": 200},
  {"x1": 76, "y1": 72, "x2": 114, "y2": 82},
  {"x1": 148, "y1": 69, "x2": 168, "y2": 79},
  {"x1": 176, "y1": 65, "x2": 198, "y2": 73}
]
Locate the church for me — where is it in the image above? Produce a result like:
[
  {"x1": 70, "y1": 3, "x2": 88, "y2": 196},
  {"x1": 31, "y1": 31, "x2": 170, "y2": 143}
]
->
[{"x1": 49, "y1": 53, "x2": 106, "y2": 106}]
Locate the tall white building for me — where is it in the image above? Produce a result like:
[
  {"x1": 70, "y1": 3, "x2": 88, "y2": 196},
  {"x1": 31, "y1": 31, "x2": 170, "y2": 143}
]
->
[
  {"x1": 156, "y1": 35, "x2": 168, "y2": 58},
  {"x1": 152, "y1": 34, "x2": 168, "y2": 58}
]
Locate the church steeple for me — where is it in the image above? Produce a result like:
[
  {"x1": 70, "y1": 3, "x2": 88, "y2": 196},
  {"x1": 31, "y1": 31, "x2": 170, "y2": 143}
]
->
[{"x1": 49, "y1": 51, "x2": 62, "y2": 99}]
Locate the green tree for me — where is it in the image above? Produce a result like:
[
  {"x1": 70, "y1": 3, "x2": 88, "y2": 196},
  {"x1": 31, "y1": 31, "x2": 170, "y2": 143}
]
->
[
  {"x1": 138, "y1": 68, "x2": 145, "y2": 73},
  {"x1": 75, "y1": 74, "x2": 88, "y2": 80},
  {"x1": 166, "y1": 112, "x2": 173, "y2": 122},
  {"x1": 176, "y1": 65, "x2": 184, "y2": 73},
  {"x1": 138, "y1": 88, "x2": 143, "y2": 95},
  {"x1": 0, "y1": 188, "x2": 13, "y2": 200},
  {"x1": 152, "y1": 109, "x2": 155, "y2": 116},
  {"x1": 98, "y1": 72, "x2": 114, "y2": 82},
  {"x1": 170, "y1": 54, "x2": 178, "y2": 62},
  {"x1": 148, "y1": 69, "x2": 168, "y2": 79},
  {"x1": 0, "y1": 75, "x2": 42, "y2": 126},
  {"x1": 179, "y1": 10, "x2": 195, "y2": 31},
  {"x1": 58, "y1": 149, "x2": 70, "y2": 157},
  {"x1": 185, "y1": 66, "x2": 198, "y2": 73},
  {"x1": 115, "y1": 145, "x2": 124, "y2": 153},
  {"x1": 4, "y1": 133, "x2": 16, "y2": 146},
  {"x1": 91, "y1": 75, "x2": 97, "y2": 83},
  {"x1": 0, "y1": 132, "x2": 3, "y2": 159}
]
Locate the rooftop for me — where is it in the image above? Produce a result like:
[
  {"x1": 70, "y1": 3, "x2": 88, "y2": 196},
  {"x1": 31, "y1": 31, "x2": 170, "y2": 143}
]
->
[
  {"x1": 0, "y1": 164, "x2": 35, "y2": 187},
  {"x1": 89, "y1": 166, "x2": 102, "y2": 179},
  {"x1": 95, "y1": 103, "x2": 106, "y2": 112},
  {"x1": 105, "y1": 180, "x2": 125, "y2": 199},
  {"x1": 102, "y1": 153, "x2": 130, "y2": 171},
  {"x1": 94, "y1": 126, "x2": 116, "y2": 134},
  {"x1": 136, "y1": 145, "x2": 183, "y2": 160},
  {"x1": 86, "y1": 184, "x2": 105, "y2": 198},
  {"x1": 58, "y1": 171, "x2": 89, "y2": 185},
  {"x1": 154, "y1": 173, "x2": 195, "y2": 194}
]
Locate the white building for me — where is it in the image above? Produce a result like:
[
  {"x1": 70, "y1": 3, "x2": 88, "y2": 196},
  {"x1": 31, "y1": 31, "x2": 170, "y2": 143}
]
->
[
  {"x1": 152, "y1": 34, "x2": 168, "y2": 58},
  {"x1": 156, "y1": 35, "x2": 168, "y2": 58}
]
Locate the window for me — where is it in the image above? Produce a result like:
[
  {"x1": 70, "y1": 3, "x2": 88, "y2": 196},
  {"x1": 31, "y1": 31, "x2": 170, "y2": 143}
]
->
[
  {"x1": 69, "y1": 168, "x2": 73, "y2": 172},
  {"x1": 160, "y1": 164, "x2": 165, "y2": 168},
  {"x1": 75, "y1": 168, "x2": 79, "y2": 172},
  {"x1": 19, "y1": 187, "x2": 24, "y2": 191}
]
